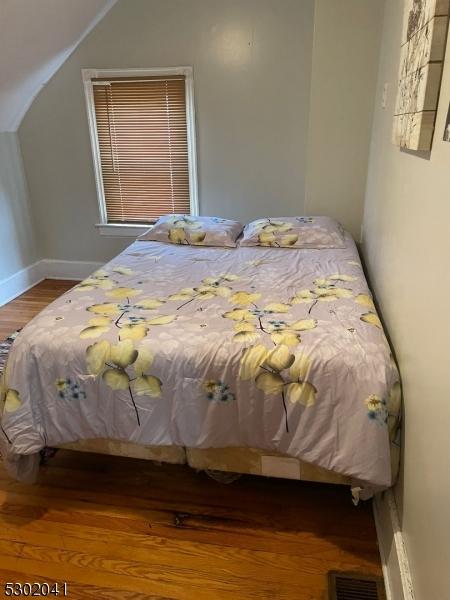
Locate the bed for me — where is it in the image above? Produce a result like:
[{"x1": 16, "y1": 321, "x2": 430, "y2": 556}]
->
[{"x1": 0, "y1": 223, "x2": 401, "y2": 499}]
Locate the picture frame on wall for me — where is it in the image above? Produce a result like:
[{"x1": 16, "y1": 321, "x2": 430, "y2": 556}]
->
[
  {"x1": 393, "y1": 0, "x2": 450, "y2": 151},
  {"x1": 443, "y1": 103, "x2": 450, "y2": 141}
]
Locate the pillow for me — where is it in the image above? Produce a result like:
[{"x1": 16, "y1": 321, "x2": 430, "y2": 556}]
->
[
  {"x1": 139, "y1": 214, "x2": 243, "y2": 247},
  {"x1": 240, "y1": 216, "x2": 346, "y2": 249}
]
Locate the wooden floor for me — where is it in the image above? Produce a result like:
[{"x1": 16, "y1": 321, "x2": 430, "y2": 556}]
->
[
  {"x1": 0, "y1": 279, "x2": 75, "y2": 339},
  {"x1": 0, "y1": 281, "x2": 382, "y2": 599}
]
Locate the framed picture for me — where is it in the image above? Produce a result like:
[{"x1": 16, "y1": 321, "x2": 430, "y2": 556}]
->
[
  {"x1": 443, "y1": 103, "x2": 450, "y2": 141},
  {"x1": 393, "y1": 0, "x2": 450, "y2": 151}
]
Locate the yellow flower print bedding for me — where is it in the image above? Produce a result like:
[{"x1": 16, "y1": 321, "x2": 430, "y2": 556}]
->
[
  {"x1": 139, "y1": 214, "x2": 243, "y2": 247},
  {"x1": 0, "y1": 232, "x2": 400, "y2": 495},
  {"x1": 240, "y1": 216, "x2": 346, "y2": 248}
]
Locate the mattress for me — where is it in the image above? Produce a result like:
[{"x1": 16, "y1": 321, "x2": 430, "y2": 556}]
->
[{"x1": 0, "y1": 233, "x2": 401, "y2": 495}]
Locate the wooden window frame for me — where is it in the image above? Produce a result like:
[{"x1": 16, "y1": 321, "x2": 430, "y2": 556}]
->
[{"x1": 82, "y1": 67, "x2": 199, "y2": 237}]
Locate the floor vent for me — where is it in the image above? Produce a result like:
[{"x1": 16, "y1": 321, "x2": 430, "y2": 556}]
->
[{"x1": 328, "y1": 571, "x2": 386, "y2": 600}]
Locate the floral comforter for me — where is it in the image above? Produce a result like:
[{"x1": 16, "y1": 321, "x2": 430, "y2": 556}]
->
[{"x1": 0, "y1": 235, "x2": 401, "y2": 491}]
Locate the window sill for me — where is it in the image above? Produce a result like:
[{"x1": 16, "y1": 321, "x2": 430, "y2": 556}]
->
[{"x1": 96, "y1": 223, "x2": 153, "y2": 237}]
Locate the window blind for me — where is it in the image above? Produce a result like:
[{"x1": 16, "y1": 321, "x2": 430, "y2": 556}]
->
[{"x1": 92, "y1": 76, "x2": 190, "y2": 224}]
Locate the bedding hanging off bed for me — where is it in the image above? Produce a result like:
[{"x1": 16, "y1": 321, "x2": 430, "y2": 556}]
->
[{"x1": 0, "y1": 217, "x2": 401, "y2": 497}]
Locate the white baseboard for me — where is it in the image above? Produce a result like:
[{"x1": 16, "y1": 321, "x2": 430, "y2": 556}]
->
[
  {"x1": 373, "y1": 489, "x2": 415, "y2": 600},
  {"x1": 40, "y1": 259, "x2": 102, "y2": 281},
  {"x1": 0, "y1": 259, "x2": 102, "y2": 307},
  {"x1": 0, "y1": 261, "x2": 43, "y2": 307}
]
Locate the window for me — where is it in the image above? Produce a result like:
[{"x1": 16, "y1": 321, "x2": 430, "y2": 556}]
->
[{"x1": 83, "y1": 68, "x2": 198, "y2": 236}]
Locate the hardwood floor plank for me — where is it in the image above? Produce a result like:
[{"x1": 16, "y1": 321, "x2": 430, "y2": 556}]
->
[
  {"x1": 0, "y1": 279, "x2": 76, "y2": 339},
  {"x1": 0, "y1": 512, "x2": 380, "y2": 577},
  {"x1": 0, "y1": 485, "x2": 380, "y2": 563},
  {"x1": 0, "y1": 551, "x2": 314, "y2": 600},
  {"x1": 0, "y1": 465, "x2": 376, "y2": 535},
  {"x1": 0, "y1": 572, "x2": 171, "y2": 600},
  {"x1": 0, "y1": 280, "x2": 382, "y2": 598}
]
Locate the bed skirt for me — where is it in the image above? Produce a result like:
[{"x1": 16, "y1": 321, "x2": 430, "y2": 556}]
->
[{"x1": 58, "y1": 439, "x2": 352, "y2": 486}]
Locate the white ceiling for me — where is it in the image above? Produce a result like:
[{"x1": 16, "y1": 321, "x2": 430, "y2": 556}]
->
[{"x1": 0, "y1": 0, "x2": 117, "y2": 132}]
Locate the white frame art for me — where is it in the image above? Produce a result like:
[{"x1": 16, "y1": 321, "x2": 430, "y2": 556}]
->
[
  {"x1": 443, "y1": 101, "x2": 450, "y2": 140},
  {"x1": 393, "y1": 0, "x2": 450, "y2": 151}
]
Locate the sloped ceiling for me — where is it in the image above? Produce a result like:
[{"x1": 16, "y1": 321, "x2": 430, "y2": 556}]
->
[{"x1": 0, "y1": 0, "x2": 117, "y2": 132}]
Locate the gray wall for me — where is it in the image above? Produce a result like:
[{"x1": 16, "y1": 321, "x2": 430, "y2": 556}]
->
[
  {"x1": 362, "y1": 1, "x2": 450, "y2": 598},
  {"x1": 306, "y1": 0, "x2": 384, "y2": 240},
  {"x1": 16, "y1": 0, "x2": 384, "y2": 265},
  {"x1": 19, "y1": 0, "x2": 315, "y2": 262},
  {"x1": 0, "y1": 132, "x2": 38, "y2": 281}
]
